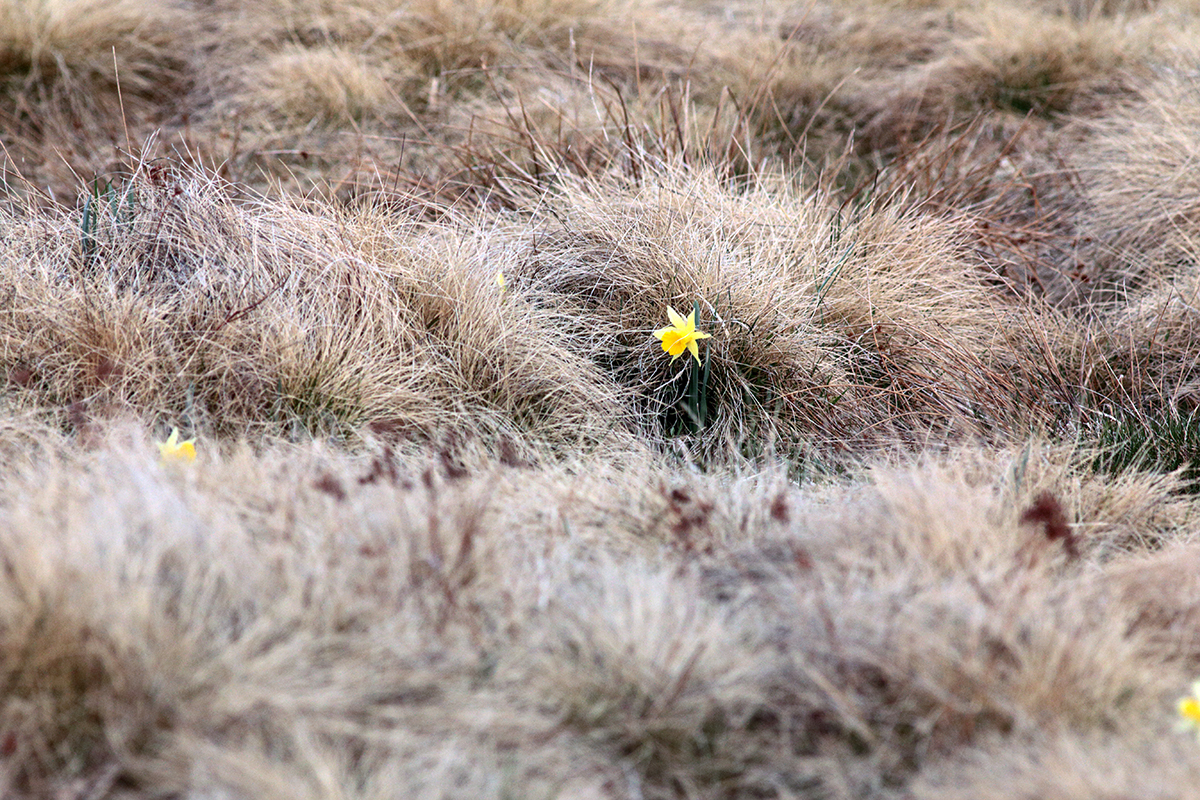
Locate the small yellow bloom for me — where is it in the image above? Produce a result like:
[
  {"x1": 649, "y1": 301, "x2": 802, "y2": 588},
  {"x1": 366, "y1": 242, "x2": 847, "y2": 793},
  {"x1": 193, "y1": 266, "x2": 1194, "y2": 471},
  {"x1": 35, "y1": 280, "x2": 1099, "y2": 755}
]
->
[
  {"x1": 495, "y1": 270, "x2": 506, "y2": 291},
  {"x1": 157, "y1": 427, "x2": 196, "y2": 463},
  {"x1": 653, "y1": 306, "x2": 711, "y2": 364},
  {"x1": 1176, "y1": 681, "x2": 1200, "y2": 740}
]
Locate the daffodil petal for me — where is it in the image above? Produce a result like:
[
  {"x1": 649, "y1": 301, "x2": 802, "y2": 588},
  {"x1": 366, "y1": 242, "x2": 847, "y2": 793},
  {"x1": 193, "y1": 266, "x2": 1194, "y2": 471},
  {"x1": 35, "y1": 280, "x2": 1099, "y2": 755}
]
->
[
  {"x1": 158, "y1": 427, "x2": 197, "y2": 463},
  {"x1": 667, "y1": 307, "x2": 685, "y2": 328}
]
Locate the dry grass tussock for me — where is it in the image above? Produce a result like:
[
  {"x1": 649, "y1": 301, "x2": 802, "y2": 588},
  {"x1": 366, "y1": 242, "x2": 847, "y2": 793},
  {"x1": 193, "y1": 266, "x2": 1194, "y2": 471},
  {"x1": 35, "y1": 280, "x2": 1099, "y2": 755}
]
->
[
  {"x1": 0, "y1": 429, "x2": 1196, "y2": 798},
  {"x1": 1090, "y1": 265, "x2": 1200, "y2": 411},
  {"x1": 6, "y1": 0, "x2": 1200, "y2": 797},
  {"x1": 0, "y1": 160, "x2": 633, "y2": 458},
  {"x1": 0, "y1": 0, "x2": 189, "y2": 97},
  {"x1": 1073, "y1": 63, "x2": 1200, "y2": 296},
  {"x1": 0, "y1": 0, "x2": 196, "y2": 194},
  {"x1": 510, "y1": 168, "x2": 1055, "y2": 453}
]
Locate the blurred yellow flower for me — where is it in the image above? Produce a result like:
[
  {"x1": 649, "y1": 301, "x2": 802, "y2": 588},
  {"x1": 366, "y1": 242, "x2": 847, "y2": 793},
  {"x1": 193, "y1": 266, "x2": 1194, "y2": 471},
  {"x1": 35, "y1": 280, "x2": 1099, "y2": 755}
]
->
[
  {"x1": 654, "y1": 306, "x2": 711, "y2": 364},
  {"x1": 157, "y1": 427, "x2": 196, "y2": 463},
  {"x1": 495, "y1": 270, "x2": 506, "y2": 291},
  {"x1": 1177, "y1": 681, "x2": 1200, "y2": 740}
]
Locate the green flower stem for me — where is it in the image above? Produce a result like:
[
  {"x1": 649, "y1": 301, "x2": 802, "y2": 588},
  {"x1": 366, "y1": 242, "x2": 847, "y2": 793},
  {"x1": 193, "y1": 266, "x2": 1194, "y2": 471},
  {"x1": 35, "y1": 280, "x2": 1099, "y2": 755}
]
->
[{"x1": 685, "y1": 299, "x2": 710, "y2": 433}]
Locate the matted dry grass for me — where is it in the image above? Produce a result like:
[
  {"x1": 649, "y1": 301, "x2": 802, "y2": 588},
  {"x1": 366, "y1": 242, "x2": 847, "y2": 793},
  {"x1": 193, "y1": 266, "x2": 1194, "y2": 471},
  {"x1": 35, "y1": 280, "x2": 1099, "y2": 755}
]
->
[
  {"x1": 5, "y1": 1, "x2": 1200, "y2": 798},
  {"x1": 0, "y1": 428, "x2": 1195, "y2": 799}
]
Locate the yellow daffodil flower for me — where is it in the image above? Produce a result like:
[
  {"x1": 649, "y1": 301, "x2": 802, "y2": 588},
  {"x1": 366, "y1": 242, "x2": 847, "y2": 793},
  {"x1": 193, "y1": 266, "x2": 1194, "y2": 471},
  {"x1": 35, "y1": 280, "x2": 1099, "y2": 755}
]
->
[
  {"x1": 157, "y1": 427, "x2": 196, "y2": 463},
  {"x1": 654, "y1": 306, "x2": 711, "y2": 364},
  {"x1": 495, "y1": 270, "x2": 506, "y2": 291},
  {"x1": 1178, "y1": 681, "x2": 1200, "y2": 740}
]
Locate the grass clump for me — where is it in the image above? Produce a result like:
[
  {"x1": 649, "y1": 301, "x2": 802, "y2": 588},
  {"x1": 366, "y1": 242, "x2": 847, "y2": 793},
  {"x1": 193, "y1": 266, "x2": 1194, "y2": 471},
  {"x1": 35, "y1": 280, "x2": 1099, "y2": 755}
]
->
[
  {"x1": 0, "y1": 163, "x2": 633, "y2": 456},
  {"x1": 0, "y1": 0, "x2": 190, "y2": 97},
  {"x1": 511, "y1": 166, "x2": 1052, "y2": 458},
  {"x1": 924, "y1": 9, "x2": 1143, "y2": 119},
  {"x1": 1073, "y1": 65, "x2": 1200, "y2": 294}
]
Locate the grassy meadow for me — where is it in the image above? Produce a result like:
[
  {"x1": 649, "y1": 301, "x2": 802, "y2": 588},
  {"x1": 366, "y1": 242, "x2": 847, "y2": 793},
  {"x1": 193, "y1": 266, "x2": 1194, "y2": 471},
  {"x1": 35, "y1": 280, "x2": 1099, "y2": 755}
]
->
[{"x1": 6, "y1": 0, "x2": 1200, "y2": 796}]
